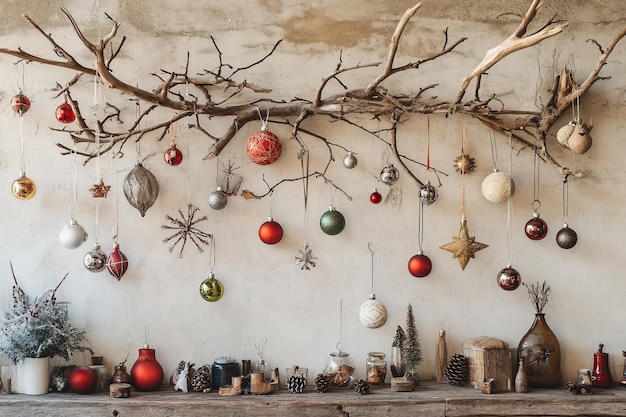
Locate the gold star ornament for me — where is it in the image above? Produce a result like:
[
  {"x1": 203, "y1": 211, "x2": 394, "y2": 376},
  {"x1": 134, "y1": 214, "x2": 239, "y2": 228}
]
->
[{"x1": 440, "y1": 219, "x2": 488, "y2": 270}]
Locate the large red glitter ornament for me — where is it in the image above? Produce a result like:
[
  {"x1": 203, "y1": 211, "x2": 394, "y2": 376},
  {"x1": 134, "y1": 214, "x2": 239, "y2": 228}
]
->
[
  {"x1": 164, "y1": 143, "x2": 183, "y2": 166},
  {"x1": 246, "y1": 129, "x2": 282, "y2": 165},
  {"x1": 106, "y1": 243, "x2": 129, "y2": 280},
  {"x1": 408, "y1": 251, "x2": 432, "y2": 277},
  {"x1": 68, "y1": 366, "x2": 98, "y2": 394},
  {"x1": 259, "y1": 217, "x2": 283, "y2": 244},
  {"x1": 55, "y1": 102, "x2": 76, "y2": 123},
  {"x1": 11, "y1": 92, "x2": 30, "y2": 115}
]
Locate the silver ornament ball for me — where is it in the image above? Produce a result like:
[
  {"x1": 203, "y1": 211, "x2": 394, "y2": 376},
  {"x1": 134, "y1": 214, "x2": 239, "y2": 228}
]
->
[
  {"x1": 83, "y1": 244, "x2": 107, "y2": 273},
  {"x1": 418, "y1": 182, "x2": 438, "y2": 205},
  {"x1": 59, "y1": 220, "x2": 88, "y2": 249},
  {"x1": 379, "y1": 164, "x2": 400, "y2": 186},
  {"x1": 208, "y1": 186, "x2": 228, "y2": 210},
  {"x1": 343, "y1": 152, "x2": 358, "y2": 169}
]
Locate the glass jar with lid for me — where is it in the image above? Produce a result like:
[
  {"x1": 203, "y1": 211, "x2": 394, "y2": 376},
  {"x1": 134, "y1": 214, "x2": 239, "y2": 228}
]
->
[
  {"x1": 322, "y1": 343, "x2": 357, "y2": 388},
  {"x1": 366, "y1": 352, "x2": 387, "y2": 385}
]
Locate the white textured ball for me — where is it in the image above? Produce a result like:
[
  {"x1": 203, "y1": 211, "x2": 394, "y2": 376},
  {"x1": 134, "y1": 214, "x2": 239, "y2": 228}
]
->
[
  {"x1": 359, "y1": 297, "x2": 388, "y2": 329},
  {"x1": 481, "y1": 171, "x2": 514, "y2": 203},
  {"x1": 59, "y1": 221, "x2": 88, "y2": 249}
]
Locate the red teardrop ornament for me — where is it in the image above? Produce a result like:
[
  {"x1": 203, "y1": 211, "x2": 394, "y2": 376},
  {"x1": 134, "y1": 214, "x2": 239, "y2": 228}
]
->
[
  {"x1": 106, "y1": 244, "x2": 129, "y2": 280},
  {"x1": 130, "y1": 346, "x2": 164, "y2": 391},
  {"x1": 370, "y1": 189, "x2": 382, "y2": 204},
  {"x1": 246, "y1": 130, "x2": 282, "y2": 165},
  {"x1": 55, "y1": 102, "x2": 76, "y2": 123},
  {"x1": 408, "y1": 252, "x2": 432, "y2": 277},
  {"x1": 164, "y1": 143, "x2": 183, "y2": 166},
  {"x1": 259, "y1": 217, "x2": 283, "y2": 244}
]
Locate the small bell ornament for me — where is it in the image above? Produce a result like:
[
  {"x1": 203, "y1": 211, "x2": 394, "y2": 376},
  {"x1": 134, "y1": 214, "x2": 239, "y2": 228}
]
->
[
  {"x1": 83, "y1": 244, "x2": 108, "y2": 273},
  {"x1": 55, "y1": 101, "x2": 76, "y2": 124},
  {"x1": 208, "y1": 187, "x2": 228, "y2": 210},
  {"x1": 369, "y1": 189, "x2": 382, "y2": 204},
  {"x1": 11, "y1": 173, "x2": 36, "y2": 200},
  {"x1": 10, "y1": 90, "x2": 31, "y2": 115},
  {"x1": 164, "y1": 143, "x2": 183, "y2": 166},
  {"x1": 320, "y1": 206, "x2": 345, "y2": 235},
  {"x1": 496, "y1": 265, "x2": 521, "y2": 291},
  {"x1": 418, "y1": 182, "x2": 438, "y2": 205},
  {"x1": 343, "y1": 152, "x2": 358, "y2": 169},
  {"x1": 379, "y1": 164, "x2": 399, "y2": 186},
  {"x1": 123, "y1": 163, "x2": 159, "y2": 217},
  {"x1": 106, "y1": 243, "x2": 129, "y2": 280},
  {"x1": 408, "y1": 251, "x2": 432, "y2": 278},
  {"x1": 59, "y1": 220, "x2": 88, "y2": 249},
  {"x1": 258, "y1": 217, "x2": 283, "y2": 244}
]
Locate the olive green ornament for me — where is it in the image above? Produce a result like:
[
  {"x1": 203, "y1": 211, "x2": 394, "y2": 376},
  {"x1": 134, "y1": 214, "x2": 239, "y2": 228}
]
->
[{"x1": 320, "y1": 206, "x2": 345, "y2": 235}]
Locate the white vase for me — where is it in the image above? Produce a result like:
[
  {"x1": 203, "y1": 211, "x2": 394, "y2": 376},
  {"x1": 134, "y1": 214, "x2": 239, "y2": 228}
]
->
[{"x1": 15, "y1": 357, "x2": 50, "y2": 395}]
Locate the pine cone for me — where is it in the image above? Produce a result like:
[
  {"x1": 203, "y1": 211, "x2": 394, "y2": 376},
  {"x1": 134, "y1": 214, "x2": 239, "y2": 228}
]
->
[
  {"x1": 315, "y1": 373, "x2": 329, "y2": 393},
  {"x1": 286, "y1": 374, "x2": 307, "y2": 393},
  {"x1": 445, "y1": 354, "x2": 469, "y2": 386},
  {"x1": 354, "y1": 378, "x2": 369, "y2": 395},
  {"x1": 190, "y1": 365, "x2": 211, "y2": 392}
]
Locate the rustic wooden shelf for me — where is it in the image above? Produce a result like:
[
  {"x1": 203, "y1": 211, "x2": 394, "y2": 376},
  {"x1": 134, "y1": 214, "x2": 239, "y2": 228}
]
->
[{"x1": 2, "y1": 382, "x2": 626, "y2": 417}]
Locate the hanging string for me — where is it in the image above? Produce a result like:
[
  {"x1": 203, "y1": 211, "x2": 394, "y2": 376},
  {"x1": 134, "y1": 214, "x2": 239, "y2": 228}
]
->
[
  {"x1": 134, "y1": 101, "x2": 142, "y2": 163},
  {"x1": 532, "y1": 140, "x2": 541, "y2": 212},
  {"x1": 368, "y1": 243, "x2": 375, "y2": 295},
  {"x1": 460, "y1": 115, "x2": 467, "y2": 221},
  {"x1": 417, "y1": 200, "x2": 425, "y2": 252},
  {"x1": 19, "y1": 116, "x2": 25, "y2": 175},
  {"x1": 506, "y1": 132, "x2": 514, "y2": 266},
  {"x1": 112, "y1": 142, "x2": 119, "y2": 243},
  {"x1": 16, "y1": 62, "x2": 25, "y2": 92},
  {"x1": 337, "y1": 299, "x2": 343, "y2": 352},
  {"x1": 184, "y1": 121, "x2": 192, "y2": 205},
  {"x1": 562, "y1": 176, "x2": 569, "y2": 224},
  {"x1": 426, "y1": 116, "x2": 431, "y2": 172},
  {"x1": 489, "y1": 131, "x2": 498, "y2": 171},
  {"x1": 70, "y1": 142, "x2": 78, "y2": 222},
  {"x1": 208, "y1": 235, "x2": 216, "y2": 273}
]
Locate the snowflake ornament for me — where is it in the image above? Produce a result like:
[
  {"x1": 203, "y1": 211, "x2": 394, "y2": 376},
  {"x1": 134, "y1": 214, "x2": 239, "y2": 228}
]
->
[
  {"x1": 162, "y1": 203, "x2": 212, "y2": 258},
  {"x1": 294, "y1": 241, "x2": 317, "y2": 270}
]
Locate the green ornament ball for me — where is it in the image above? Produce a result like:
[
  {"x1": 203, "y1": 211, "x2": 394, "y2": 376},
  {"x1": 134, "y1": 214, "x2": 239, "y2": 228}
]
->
[{"x1": 320, "y1": 206, "x2": 345, "y2": 235}]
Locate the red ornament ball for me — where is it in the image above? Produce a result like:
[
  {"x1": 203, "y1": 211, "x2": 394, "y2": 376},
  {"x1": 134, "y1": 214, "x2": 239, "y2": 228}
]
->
[
  {"x1": 369, "y1": 189, "x2": 382, "y2": 204},
  {"x1": 130, "y1": 348, "x2": 164, "y2": 391},
  {"x1": 68, "y1": 366, "x2": 98, "y2": 394},
  {"x1": 106, "y1": 244, "x2": 129, "y2": 280},
  {"x1": 497, "y1": 266, "x2": 521, "y2": 291},
  {"x1": 259, "y1": 217, "x2": 284, "y2": 244},
  {"x1": 246, "y1": 130, "x2": 282, "y2": 165},
  {"x1": 408, "y1": 252, "x2": 432, "y2": 277},
  {"x1": 164, "y1": 143, "x2": 183, "y2": 166},
  {"x1": 55, "y1": 102, "x2": 76, "y2": 123},
  {"x1": 525, "y1": 215, "x2": 548, "y2": 240},
  {"x1": 11, "y1": 92, "x2": 30, "y2": 115}
]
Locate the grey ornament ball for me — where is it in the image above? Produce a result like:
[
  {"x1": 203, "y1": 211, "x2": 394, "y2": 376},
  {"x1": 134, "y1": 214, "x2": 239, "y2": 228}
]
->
[
  {"x1": 208, "y1": 187, "x2": 228, "y2": 210},
  {"x1": 556, "y1": 224, "x2": 578, "y2": 249},
  {"x1": 379, "y1": 164, "x2": 399, "y2": 186},
  {"x1": 418, "y1": 182, "x2": 438, "y2": 205},
  {"x1": 84, "y1": 244, "x2": 107, "y2": 273},
  {"x1": 343, "y1": 152, "x2": 358, "y2": 169}
]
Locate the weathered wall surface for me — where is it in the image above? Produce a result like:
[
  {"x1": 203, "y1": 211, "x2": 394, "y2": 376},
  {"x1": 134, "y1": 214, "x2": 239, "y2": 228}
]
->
[{"x1": 0, "y1": 0, "x2": 624, "y2": 386}]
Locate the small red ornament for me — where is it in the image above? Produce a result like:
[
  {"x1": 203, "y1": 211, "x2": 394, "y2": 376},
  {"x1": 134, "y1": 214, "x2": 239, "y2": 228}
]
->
[
  {"x1": 259, "y1": 217, "x2": 283, "y2": 245},
  {"x1": 68, "y1": 366, "x2": 99, "y2": 394},
  {"x1": 408, "y1": 251, "x2": 432, "y2": 278},
  {"x1": 106, "y1": 243, "x2": 129, "y2": 280},
  {"x1": 497, "y1": 265, "x2": 521, "y2": 291},
  {"x1": 369, "y1": 188, "x2": 382, "y2": 204},
  {"x1": 130, "y1": 346, "x2": 164, "y2": 391},
  {"x1": 164, "y1": 143, "x2": 183, "y2": 166},
  {"x1": 246, "y1": 129, "x2": 282, "y2": 165},
  {"x1": 55, "y1": 102, "x2": 76, "y2": 123},
  {"x1": 525, "y1": 213, "x2": 548, "y2": 240},
  {"x1": 11, "y1": 92, "x2": 31, "y2": 115}
]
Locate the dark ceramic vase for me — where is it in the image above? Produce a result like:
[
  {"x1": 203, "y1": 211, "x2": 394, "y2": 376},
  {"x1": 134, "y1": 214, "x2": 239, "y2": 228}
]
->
[{"x1": 517, "y1": 313, "x2": 562, "y2": 387}]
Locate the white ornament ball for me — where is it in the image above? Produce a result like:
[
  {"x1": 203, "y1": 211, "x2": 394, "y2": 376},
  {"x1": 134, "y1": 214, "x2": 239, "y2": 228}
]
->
[
  {"x1": 208, "y1": 186, "x2": 228, "y2": 210},
  {"x1": 481, "y1": 171, "x2": 514, "y2": 203},
  {"x1": 343, "y1": 152, "x2": 358, "y2": 169},
  {"x1": 59, "y1": 220, "x2": 88, "y2": 249},
  {"x1": 359, "y1": 296, "x2": 388, "y2": 329}
]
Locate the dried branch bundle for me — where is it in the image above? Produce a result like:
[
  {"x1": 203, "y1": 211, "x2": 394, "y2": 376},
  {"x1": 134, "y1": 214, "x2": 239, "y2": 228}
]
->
[{"x1": 524, "y1": 280, "x2": 551, "y2": 314}]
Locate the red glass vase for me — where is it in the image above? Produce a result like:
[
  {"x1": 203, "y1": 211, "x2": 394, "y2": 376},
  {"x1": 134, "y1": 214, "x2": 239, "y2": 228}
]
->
[
  {"x1": 592, "y1": 343, "x2": 613, "y2": 388},
  {"x1": 130, "y1": 346, "x2": 164, "y2": 391}
]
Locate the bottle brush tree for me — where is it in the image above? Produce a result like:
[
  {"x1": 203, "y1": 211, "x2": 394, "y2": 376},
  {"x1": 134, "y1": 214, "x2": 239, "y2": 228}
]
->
[{"x1": 402, "y1": 303, "x2": 422, "y2": 379}]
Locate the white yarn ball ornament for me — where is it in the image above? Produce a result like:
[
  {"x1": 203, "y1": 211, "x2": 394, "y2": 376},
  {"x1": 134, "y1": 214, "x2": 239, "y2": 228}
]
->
[
  {"x1": 481, "y1": 171, "x2": 514, "y2": 203},
  {"x1": 359, "y1": 296, "x2": 388, "y2": 328}
]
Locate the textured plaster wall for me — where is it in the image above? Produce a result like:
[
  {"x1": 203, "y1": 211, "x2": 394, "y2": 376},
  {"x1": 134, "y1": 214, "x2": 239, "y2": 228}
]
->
[{"x1": 0, "y1": 0, "x2": 625, "y2": 385}]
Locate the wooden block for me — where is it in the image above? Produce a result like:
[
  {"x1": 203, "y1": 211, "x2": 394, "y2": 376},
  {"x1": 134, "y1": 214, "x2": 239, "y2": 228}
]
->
[
  {"x1": 462, "y1": 336, "x2": 512, "y2": 393},
  {"x1": 390, "y1": 377, "x2": 415, "y2": 392},
  {"x1": 110, "y1": 383, "x2": 131, "y2": 398}
]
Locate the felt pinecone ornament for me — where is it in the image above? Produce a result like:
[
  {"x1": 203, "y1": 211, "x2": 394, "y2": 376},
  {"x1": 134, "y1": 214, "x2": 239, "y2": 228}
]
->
[
  {"x1": 445, "y1": 354, "x2": 469, "y2": 386},
  {"x1": 286, "y1": 374, "x2": 307, "y2": 393},
  {"x1": 315, "y1": 373, "x2": 330, "y2": 393},
  {"x1": 190, "y1": 365, "x2": 212, "y2": 392},
  {"x1": 354, "y1": 378, "x2": 369, "y2": 395}
]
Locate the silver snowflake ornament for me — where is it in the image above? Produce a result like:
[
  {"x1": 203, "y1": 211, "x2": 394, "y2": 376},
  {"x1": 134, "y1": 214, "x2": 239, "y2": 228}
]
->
[{"x1": 294, "y1": 241, "x2": 317, "y2": 270}]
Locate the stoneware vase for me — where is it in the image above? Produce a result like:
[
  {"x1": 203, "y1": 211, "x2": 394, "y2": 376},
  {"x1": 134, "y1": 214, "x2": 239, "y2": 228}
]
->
[
  {"x1": 518, "y1": 313, "x2": 562, "y2": 387},
  {"x1": 15, "y1": 357, "x2": 50, "y2": 395}
]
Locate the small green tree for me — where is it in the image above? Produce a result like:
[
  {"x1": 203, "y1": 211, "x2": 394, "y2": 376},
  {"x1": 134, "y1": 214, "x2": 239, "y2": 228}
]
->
[{"x1": 402, "y1": 303, "x2": 422, "y2": 378}]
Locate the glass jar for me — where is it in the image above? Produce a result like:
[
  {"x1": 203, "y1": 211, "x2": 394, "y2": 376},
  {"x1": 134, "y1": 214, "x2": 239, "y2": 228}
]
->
[
  {"x1": 255, "y1": 358, "x2": 272, "y2": 381},
  {"x1": 322, "y1": 345, "x2": 357, "y2": 388},
  {"x1": 366, "y1": 352, "x2": 387, "y2": 385},
  {"x1": 285, "y1": 366, "x2": 308, "y2": 387}
]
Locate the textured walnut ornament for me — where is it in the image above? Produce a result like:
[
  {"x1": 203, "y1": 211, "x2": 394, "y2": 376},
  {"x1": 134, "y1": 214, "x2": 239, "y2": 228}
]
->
[
  {"x1": 481, "y1": 170, "x2": 514, "y2": 203},
  {"x1": 123, "y1": 163, "x2": 159, "y2": 217},
  {"x1": 556, "y1": 121, "x2": 577, "y2": 148},
  {"x1": 568, "y1": 121, "x2": 593, "y2": 154}
]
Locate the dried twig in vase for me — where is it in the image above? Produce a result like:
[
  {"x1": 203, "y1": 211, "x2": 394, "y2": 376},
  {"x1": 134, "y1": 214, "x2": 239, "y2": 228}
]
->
[{"x1": 523, "y1": 281, "x2": 551, "y2": 314}]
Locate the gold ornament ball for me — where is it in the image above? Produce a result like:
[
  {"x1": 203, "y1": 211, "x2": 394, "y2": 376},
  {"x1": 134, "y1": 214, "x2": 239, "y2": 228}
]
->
[
  {"x1": 12, "y1": 174, "x2": 36, "y2": 200},
  {"x1": 481, "y1": 171, "x2": 514, "y2": 203}
]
